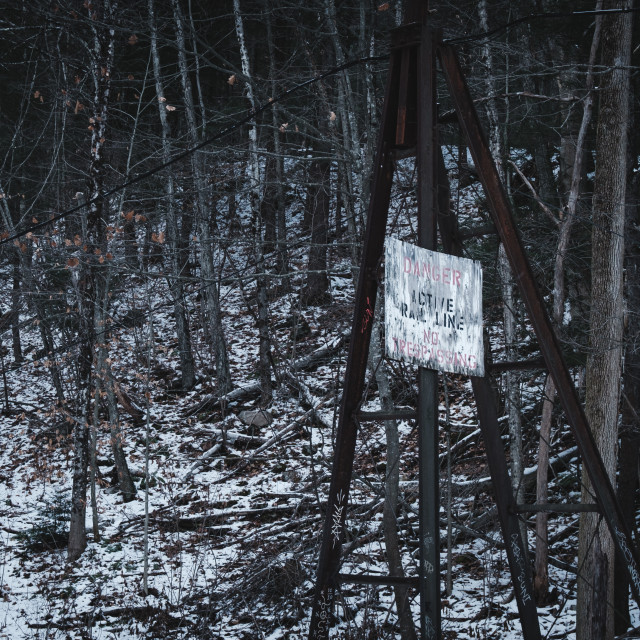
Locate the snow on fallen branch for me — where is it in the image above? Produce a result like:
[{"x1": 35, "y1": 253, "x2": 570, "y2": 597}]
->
[
  {"x1": 185, "y1": 332, "x2": 348, "y2": 417},
  {"x1": 450, "y1": 446, "x2": 578, "y2": 494}
]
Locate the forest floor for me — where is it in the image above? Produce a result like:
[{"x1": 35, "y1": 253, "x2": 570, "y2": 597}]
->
[{"x1": 0, "y1": 169, "x2": 638, "y2": 639}]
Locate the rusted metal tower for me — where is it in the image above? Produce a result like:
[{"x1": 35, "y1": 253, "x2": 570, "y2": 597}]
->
[{"x1": 307, "y1": 2, "x2": 640, "y2": 638}]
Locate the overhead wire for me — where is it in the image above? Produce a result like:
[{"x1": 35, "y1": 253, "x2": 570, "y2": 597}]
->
[
  {"x1": 2, "y1": 5, "x2": 639, "y2": 247},
  {"x1": 0, "y1": 53, "x2": 389, "y2": 247},
  {"x1": 444, "y1": 6, "x2": 640, "y2": 45}
]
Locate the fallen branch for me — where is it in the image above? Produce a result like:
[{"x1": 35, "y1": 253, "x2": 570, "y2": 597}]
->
[
  {"x1": 186, "y1": 335, "x2": 347, "y2": 418},
  {"x1": 289, "y1": 332, "x2": 348, "y2": 372},
  {"x1": 451, "y1": 446, "x2": 578, "y2": 494},
  {"x1": 183, "y1": 443, "x2": 222, "y2": 481},
  {"x1": 186, "y1": 382, "x2": 263, "y2": 417},
  {"x1": 109, "y1": 377, "x2": 145, "y2": 422},
  {"x1": 284, "y1": 371, "x2": 334, "y2": 431}
]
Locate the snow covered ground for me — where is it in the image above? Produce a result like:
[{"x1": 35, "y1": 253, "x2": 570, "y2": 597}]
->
[{"x1": 0, "y1": 158, "x2": 637, "y2": 639}]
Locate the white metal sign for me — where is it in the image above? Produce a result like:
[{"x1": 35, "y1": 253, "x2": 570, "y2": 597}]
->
[{"x1": 385, "y1": 237, "x2": 484, "y2": 376}]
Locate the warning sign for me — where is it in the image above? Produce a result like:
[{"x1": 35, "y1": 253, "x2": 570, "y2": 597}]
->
[{"x1": 385, "y1": 237, "x2": 484, "y2": 376}]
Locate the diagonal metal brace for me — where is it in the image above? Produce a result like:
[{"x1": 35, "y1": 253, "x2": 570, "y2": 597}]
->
[{"x1": 437, "y1": 40, "x2": 640, "y2": 612}]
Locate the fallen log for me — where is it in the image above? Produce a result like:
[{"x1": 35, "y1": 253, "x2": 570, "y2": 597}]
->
[{"x1": 185, "y1": 334, "x2": 347, "y2": 418}]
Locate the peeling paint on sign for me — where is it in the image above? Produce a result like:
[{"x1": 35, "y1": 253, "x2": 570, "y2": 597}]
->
[{"x1": 385, "y1": 237, "x2": 484, "y2": 376}]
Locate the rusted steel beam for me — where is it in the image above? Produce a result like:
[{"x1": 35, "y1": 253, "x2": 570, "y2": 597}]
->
[
  {"x1": 436, "y1": 148, "x2": 542, "y2": 640},
  {"x1": 396, "y1": 47, "x2": 412, "y2": 147},
  {"x1": 471, "y1": 376, "x2": 542, "y2": 638},
  {"x1": 437, "y1": 41, "x2": 640, "y2": 611},
  {"x1": 307, "y1": 46, "x2": 402, "y2": 640},
  {"x1": 488, "y1": 358, "x2": 547, "y2": 372},
  {"x1": 416, "y1": 22, "x2": 441, "y2": 640}
]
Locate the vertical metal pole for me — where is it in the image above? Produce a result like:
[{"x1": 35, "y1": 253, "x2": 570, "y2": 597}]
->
[{"x1": 416, "y1": 23, "x2": 440, "y2": 640}]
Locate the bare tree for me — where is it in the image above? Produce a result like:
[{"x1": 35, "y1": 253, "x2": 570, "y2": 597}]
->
[
  {"x1": 69, "y1": 0, "x2": 118, "y2": 562},
  {"x1": 171, "y1": 0, "x2": 232, "y2": 395},
  {"x1": 149, "y1": 0, "x2": 196, "y2": 391},
  {"x1": 577, "y1": 3, "x2": 633, "y2": 638}
]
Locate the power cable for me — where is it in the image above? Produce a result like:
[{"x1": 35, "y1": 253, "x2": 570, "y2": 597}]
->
[
  {"x1": 0, "y1": 53, "x2": 388, "y2": 248},
  {"x1": 444, "y1": 6, "x2": 640, "y2": 45},
  {"x1": 3, "y1": 5, "x2": 639, "y2": 247}
]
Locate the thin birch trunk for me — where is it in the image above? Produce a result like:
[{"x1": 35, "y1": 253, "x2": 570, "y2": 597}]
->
[
  {"x1": 534, "y1": 5, "x2": 602, "y2": 602},
  {"x1": 69, "y1": 2, "x2": 116, "y2": 561},
  {"x1": 149, "y1": 0, "x2": 196, "y2": 391},
  {"x1": 478, "y1": 0, "x2": 525, "y2": 531},
  {"x1": 172, "y1": 0, "x2": 231, "y2": 394},
  {"x1": 370, "y1": 300, "x2": 417, "y2": 640},
  {"x1": 234, "y1": 0, "x2": 273, "y2": 405}
]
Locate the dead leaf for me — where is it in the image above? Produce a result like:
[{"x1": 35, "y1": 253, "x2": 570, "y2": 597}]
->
[
  {"x1": 166, "y1": 105, "x2": 176, "y2": 112},
  {"x1": 228, "y1": 74, "x2": 236, "y2": 86},
  {"x1": 67, "y1": 257, "x2": 79, "y2": 268},
  {"x1": 128, "y1": 34, "x2": 138, "y2": 45}
]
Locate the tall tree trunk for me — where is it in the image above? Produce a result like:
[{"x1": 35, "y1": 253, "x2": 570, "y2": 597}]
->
[
  {"x1": 302, "y1": 141, "x2": 331, "y2": 306},
  {"x1": 68, "y1": 1, "x2": 116, "y2": 562},
  {"x1": 577, "y1": 4, "x2": 632, "y2": 639},
  {"x1": 478, "y1": 0, "x2": 525, "y2": 530},
  {"x1": 614, "y1": 161, "x2": 640, "y2": 635},
  {"x1": 234, "y1": 0, "x2": 273, "y2": 406},
  {"x1": 1, "y1": 193, "x2": 64, "y2": 402},
  {"x1": 10, "y1": 250, "x2": 22, "y2": 364},
  {"x1": 172, "y1": 0, "x2": 231, "y2": 394},
  {"x1": 534, "y1": 5, "x2": 603, "y2": 602},
  {"x1": 370, "y1": 300, "x2": 417, "y2": 640},
  {"x1": 325, "y1": 0, "x2": 359, "y2": 258},
  {"x1": 95, "y1": 270, "x2": 136, "y2": 503},
  {"x1": 264, "y1": 6, "x2": 289, "y2": 282},
  {"x1": 149, "y1": 0, "x2": 196, "y2": 391}
]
